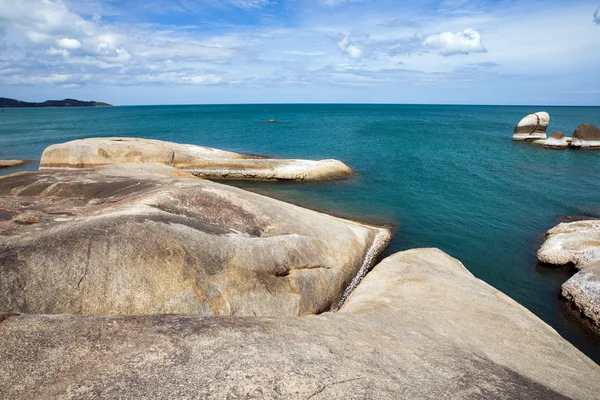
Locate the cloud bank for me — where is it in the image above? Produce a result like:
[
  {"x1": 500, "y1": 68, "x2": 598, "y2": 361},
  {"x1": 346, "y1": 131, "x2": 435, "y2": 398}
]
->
[
  {"x1": 423, "y1": 29, "x2": 487, "y2": 56},
  {"x1": 0, "y1": 0, "x2": 598, "y2": 105}
]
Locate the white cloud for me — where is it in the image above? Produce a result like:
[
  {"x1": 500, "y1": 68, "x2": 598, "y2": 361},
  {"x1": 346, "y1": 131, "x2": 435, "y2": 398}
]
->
[
  {"x1": 0, "y1": 0, "x2": 247, "y2": 87},
  {"x1": 594, "y1": 7, "x2": 600, "y2": 24},
  {"x1": 58, "y1": 37, "x2": 81, "y2": 49},
  {"x1": 423, "y1": 28, "x2": 487, "y2": 56},
  {"x1": 335, "y1": 35, "x2": 363, "y2": 59}
]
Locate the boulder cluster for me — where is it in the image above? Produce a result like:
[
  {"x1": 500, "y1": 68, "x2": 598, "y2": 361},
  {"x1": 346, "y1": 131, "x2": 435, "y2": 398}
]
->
[
  {"x1": 1, "y1": 138, "x2": 600, "y2": 398},
  {"x1": 512, "y1": 113, "x2": 600, "y2": 150}
]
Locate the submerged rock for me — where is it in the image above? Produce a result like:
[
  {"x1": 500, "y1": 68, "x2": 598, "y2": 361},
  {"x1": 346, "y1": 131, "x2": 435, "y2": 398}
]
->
[
  {"x1": 0, "y1": 164, "x2": 389, "y2": 317},
  {"x1": 538, "y1": 220, "x2": 600, "y2": 327},
  {"x1": 513, "y1": 112, "x2": 550, "y2": 141},
  {"x1": 1, "y1": 249, "x2": 599, "y2": 399},
  {"x1": 0, "y1": 159, "x2": 28, "y2": 169},
  {"x1": 543, "y1": 131, "x2": 569, "y2": 149},
  {"x1": 40, "y1": 137, "x2": 353, "y2": 181},
  {"x1": 571, "y1": 123, "x2": 600, "y2": 149}
]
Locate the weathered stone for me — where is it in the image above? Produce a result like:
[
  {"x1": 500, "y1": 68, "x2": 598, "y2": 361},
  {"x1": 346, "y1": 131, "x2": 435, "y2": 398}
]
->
[
  {"x1": 538, "y1": 219, "x2": 600, "y2": 327},
  {"x1": 40, "y1": 137, "x2": 353, "y2": 181},
  {"x1": 537, "y1": 220, "x2": 600, "y2": 268},
  {"x1": 571, "y1": 124, "x2": 600, "y2": 148},
  {"x1": 543, "y1": 131, "x2": 569, "y2": 149},
  {"x1": 562, "y1": 263, "x2": 600, "y2": 328},
  {"x1": 513, "y1": 112, "x2": 550, "y2": 141},
  {"x1": 0, "y1": 163, "x2": 389, "y2": 317},
  {"x1": 531, "y1": 139, "x2": 545, "y2": 146},
  {"x1": 0, "y1": 159, "x2": 28, "y2": 169},
  {"x1": 1, "y1": 249, "x2": 599, "y2": 399}
]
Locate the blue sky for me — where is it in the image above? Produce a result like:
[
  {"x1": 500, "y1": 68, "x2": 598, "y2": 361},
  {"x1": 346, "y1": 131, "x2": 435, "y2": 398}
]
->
[{"x1": 0, "y1": 0, "x2": 599, "y2": 105}]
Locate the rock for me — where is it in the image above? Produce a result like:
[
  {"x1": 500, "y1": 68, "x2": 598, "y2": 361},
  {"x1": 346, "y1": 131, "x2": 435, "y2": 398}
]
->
[
  {"x1": 562, "y1": 263, "x2": 600, "y2": 327},
  {"x1": 571, "y1": 123, "x2": 600, "y2": 148},
  {"x1": 0, "y1": 163, "x2": 389, "y2": 317},
  {"x1": 542, "y1": 131, "x2": 569, "y2": 149},
  {"x1": 0, "y1": 159, "x2": 28, "y2": 169},
  {"x1": 40, "y1": 137, "x2": 353, "y2": 181},
  {"x1": 513, "y1": 112, "x2": 550, "y2": 141},
  {"x1": 1, "y1": 249, "x2": 599, "y2": 399},
  {"x1": 538, "y1": 220, "x2": 600, "y2": 327},
  {"x1": 537, "y1": 220, "x2": 600, "y2": 268}
]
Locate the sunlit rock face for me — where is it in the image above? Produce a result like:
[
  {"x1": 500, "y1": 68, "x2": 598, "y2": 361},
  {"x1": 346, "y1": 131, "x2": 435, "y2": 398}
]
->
[
  {"x1": 0, "y1": 159, "x2": 28, "y2": 169},
  {"x1": 512, "y1": 112, "x2": 549, "y2": 141},
  {"x1": 40, "y1": 137, "x2": 354, "y2": 181},
  {"x1": 1, "y1": 249, "x2": 599, "y2": 399},
  {"x1": 0, "y1": 163, "x2": 388, "y2": 317},
  {"x1": 542, "y1": 131, "x2": 569, "y2": 149}
]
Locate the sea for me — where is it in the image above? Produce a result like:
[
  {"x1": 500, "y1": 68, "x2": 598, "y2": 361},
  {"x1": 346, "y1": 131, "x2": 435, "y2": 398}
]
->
[{"x1": 1, "y1": 104, "x2": 599, "y2": 363}]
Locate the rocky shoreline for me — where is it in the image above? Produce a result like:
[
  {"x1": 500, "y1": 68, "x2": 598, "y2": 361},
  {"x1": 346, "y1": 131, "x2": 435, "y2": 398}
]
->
[
  {"x1": 2, "y1": 249, "x2": 600, "y2": 399},
  {"x1": 1, "y1": 138, "x2": 600, "y2": 398},
  {"x1": 538, "y1": 220, "x2": 600, "y2": 329}
]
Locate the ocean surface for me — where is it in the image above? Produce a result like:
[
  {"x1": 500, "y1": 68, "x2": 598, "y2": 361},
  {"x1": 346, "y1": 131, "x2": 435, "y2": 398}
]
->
[{"x1": 1, "y1": 104, "x2": 599, "y2": 363}]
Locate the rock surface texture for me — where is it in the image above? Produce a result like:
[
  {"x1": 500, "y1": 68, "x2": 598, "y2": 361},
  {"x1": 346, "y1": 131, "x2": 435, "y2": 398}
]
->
[
  {"x1": 538, "y1": 220, "x2": 600, "y2": 327},
  {"x1": 1, "y1": 249, "x2": 599, "y2": 399},
  {"x1": 543, "y1": 131, "x2": 569, "y2": 149},
  {"x1": 562, "y1": 264, "x2": 600, "y2": 327},
  {"x1": 40, "y1": 137, "x2": 353, "y2": 181},
  {"x1": 0, "y1": 164, "x2": 389, "y2": 317},
  {"x1": 513, "y1": 111, "x2": 550, "y2": 141},
  {"x1": 571, "y1": 124, "x2": 600, "y2": 149},
  {"x1": 0, "y1": 159, "x2": 28, "y2": 169}
]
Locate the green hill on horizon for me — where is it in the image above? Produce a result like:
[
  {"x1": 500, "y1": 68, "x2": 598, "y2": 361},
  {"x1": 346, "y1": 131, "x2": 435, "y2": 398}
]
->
[{"x1": 0, "y1": 97, "x2": 112, "y2": 108}]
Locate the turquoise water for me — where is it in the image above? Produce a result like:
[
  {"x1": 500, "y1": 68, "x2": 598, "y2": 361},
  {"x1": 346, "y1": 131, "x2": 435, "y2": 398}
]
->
[{"x1": 1, "y1": 104, "x2": 599, "y2": 363}]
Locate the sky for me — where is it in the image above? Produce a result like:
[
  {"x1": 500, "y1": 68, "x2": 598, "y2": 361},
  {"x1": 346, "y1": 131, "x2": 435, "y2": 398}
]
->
[{"x1": 0, "y1": 0, "x2": 599, "y2": 105}]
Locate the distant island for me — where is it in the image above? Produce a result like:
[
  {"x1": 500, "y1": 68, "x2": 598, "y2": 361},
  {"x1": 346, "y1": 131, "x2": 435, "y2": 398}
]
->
[{"x1": 0, "y1": 97, "x2": 112, "y2": 108}]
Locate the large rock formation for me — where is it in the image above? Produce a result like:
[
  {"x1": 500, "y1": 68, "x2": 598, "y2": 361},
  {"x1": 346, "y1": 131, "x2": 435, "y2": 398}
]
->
[
  {"x1": 571, "y1": 123, "x2": 600, "y2": 149},
  {"x1": 0, "y1": 164, "x2": 389, "y2": 317},
  {"x1": 40, "y1": 137, "x2": 353, "y2": 181},
  {"x1": 542, "y1": 131, "x2": 569, "y2": 149},
  {"x1": 1, "y1": 249, "x2": 599, "y2": 399},
  {"x1": 538, "y1": 220, "x2": 600, "y2": 327},
  {"x1": 0, "y1": 159, "x2": 28, "y2": 169},
  {"x1": 513, "y1": 112, "x2": 550, "y2": 141}
]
